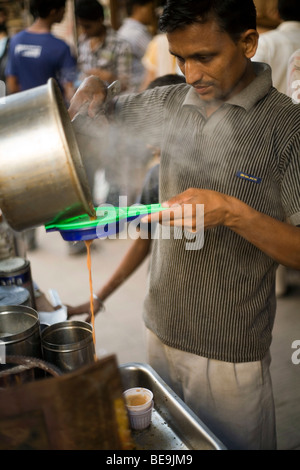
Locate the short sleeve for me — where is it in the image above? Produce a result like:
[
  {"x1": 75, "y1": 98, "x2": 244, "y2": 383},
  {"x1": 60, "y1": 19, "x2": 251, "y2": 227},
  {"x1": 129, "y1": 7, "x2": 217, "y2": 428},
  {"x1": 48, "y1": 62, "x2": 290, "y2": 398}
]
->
[{"x1": 281, "y1": 132, "x2": 300, "y2": 226}]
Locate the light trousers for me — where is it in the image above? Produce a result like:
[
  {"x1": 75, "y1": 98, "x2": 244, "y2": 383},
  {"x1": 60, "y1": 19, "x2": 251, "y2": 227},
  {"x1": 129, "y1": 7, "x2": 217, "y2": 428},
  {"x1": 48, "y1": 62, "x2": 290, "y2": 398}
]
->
[{"x1": 146, "y1": 328, "x2": 277, "y2": 450}]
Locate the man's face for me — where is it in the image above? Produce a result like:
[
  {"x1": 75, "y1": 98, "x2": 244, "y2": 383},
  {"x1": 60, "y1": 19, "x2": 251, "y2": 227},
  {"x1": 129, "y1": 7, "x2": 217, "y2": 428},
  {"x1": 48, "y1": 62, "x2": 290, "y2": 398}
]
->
[
  {"x1": 167, "y1": 20, "x2": 257, "y2": 103},
  {"x1": 77, "y1": 18, "x2": 103, "y2": 38}
]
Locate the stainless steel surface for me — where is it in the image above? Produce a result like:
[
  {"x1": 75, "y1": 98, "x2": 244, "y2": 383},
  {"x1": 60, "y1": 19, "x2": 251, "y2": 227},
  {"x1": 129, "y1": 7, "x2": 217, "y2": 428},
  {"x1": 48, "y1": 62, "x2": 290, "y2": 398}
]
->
[
  {"x1": 0, "y1": 305, "x2": 41, "y2": 358},
  {"x1": 119, "y1": 362, "x2": 226, "y2": 450},
  {"x1": 0, "y1": 78, "x2": 95, "y2": 231},
  {"x1": 41, "y1": 320, "x2": 95, "y2": 373}
]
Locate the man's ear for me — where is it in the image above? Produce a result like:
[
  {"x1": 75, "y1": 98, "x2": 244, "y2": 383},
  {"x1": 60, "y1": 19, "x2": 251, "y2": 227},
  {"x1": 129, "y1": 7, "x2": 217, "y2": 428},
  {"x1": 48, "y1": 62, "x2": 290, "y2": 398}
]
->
[{"x1": 240, "y1": 29, "x2": 259, "y2": 59}]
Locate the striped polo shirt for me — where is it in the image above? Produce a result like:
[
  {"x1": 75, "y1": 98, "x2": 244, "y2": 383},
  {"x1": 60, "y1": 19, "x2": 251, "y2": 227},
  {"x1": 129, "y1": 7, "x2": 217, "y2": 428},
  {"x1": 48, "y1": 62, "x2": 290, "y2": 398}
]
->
[{"x1": 114, "y1": 62, "x2": 300, "y2": 362}]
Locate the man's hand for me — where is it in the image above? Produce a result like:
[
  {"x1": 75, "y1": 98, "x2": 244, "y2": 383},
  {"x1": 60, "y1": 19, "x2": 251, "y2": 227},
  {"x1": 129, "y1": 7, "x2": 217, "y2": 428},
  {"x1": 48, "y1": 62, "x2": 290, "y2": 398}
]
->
[
  {"x1": 141, "y1": 188, "x2": 230, "y2": 232},
  {"x1": 68, "y1": 75, "x2": 107, "y2": 120}
]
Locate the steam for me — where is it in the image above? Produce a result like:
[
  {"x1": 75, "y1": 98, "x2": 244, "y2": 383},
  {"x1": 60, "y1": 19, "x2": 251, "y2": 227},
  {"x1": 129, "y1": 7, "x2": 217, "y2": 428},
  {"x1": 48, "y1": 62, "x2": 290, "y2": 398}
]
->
[{"x1": 73, "y1": 108, "x2": 158, "y2": 206}]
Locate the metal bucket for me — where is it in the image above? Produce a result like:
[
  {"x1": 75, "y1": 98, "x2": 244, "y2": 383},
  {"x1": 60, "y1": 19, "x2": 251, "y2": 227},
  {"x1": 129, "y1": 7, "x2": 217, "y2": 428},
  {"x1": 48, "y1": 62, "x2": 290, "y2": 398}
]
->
[
  {"x1": 0, "y1": 78, "x2": 95, "y2": 231},
  {"x1": 0, "y1": 305, "x2": 42, "y2": 359},
  {"x1": 41, "y1": 320, "x2": 95, "y2": 373}
]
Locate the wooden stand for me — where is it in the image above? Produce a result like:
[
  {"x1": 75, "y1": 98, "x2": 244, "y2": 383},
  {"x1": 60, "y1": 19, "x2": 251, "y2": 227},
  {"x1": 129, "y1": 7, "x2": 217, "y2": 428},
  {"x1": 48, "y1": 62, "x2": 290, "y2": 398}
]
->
[{"x1": 0, "y1": 355, "x2": 133, "y2": 450}]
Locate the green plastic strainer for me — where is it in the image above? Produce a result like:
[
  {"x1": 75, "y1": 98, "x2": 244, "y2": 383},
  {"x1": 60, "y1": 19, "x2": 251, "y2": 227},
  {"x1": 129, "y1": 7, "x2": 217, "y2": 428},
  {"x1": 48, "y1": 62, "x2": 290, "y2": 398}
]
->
[{"x1": 45, "y1": 204, "x2": 166, "y2": 241}]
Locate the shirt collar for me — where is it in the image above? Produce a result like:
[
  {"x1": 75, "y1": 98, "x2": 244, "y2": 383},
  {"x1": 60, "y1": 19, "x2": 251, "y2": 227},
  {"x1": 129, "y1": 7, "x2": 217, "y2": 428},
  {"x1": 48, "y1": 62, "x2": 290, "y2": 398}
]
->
[{"x1": 182, "y1": 62, "x2": 272, "y2": 112}]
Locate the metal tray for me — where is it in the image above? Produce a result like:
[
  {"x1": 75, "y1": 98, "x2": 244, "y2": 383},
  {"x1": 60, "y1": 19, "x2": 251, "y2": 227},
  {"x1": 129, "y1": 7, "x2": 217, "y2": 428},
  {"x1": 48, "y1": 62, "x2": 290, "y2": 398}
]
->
[{"x1": 119, "y1": 362, "x2": 226, "y2": 450}]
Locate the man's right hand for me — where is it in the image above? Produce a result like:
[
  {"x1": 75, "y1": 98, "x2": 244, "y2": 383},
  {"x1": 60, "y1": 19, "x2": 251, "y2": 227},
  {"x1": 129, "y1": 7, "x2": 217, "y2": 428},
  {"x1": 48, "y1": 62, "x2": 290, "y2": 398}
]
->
[{"x1": 68, "y1": 75, "x2": 107, "y2": 120}]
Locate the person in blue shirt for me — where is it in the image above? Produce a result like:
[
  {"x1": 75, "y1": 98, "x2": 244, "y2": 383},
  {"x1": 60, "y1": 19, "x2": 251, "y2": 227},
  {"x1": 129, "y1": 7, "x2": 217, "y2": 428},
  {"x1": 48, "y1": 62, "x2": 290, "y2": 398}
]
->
[{"x1": 5, "y1": 0, "x2": 76, "y2": 104}]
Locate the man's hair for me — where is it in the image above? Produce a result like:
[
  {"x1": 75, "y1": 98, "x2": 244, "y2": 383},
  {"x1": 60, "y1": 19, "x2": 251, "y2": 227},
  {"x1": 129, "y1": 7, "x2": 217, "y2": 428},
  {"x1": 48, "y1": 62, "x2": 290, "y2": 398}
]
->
[
  {"x1": 278, "y1": 0, "x2": 300, "y2": 22},
  {"x1": 30, "y1": 0, "x2": 66, "y2": 19},
  {"x1": 125, "y1": 0, "x2": 153, "y2": 16},
  {"x1": 159, "y1": 0, "x2": 257, "y2": 43},
  {"x1": 75, "y1": 0, "x2": 104, "y2": 21}
]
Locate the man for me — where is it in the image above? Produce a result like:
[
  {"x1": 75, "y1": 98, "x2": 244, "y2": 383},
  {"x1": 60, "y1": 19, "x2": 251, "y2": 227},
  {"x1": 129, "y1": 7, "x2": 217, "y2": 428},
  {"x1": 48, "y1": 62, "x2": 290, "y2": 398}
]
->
[
  {"x1": 69, "y1": 0, "x2": 300, "y2": 450},
  {"x1": 117, "y1": 0, "x2": 155, "y2": 91},
  {"x1": 5, "y1": 0, "x2": 76, "y2": 103},
  {"x1": 74, "y1": 0, "x2": 132, "y2": 92}
]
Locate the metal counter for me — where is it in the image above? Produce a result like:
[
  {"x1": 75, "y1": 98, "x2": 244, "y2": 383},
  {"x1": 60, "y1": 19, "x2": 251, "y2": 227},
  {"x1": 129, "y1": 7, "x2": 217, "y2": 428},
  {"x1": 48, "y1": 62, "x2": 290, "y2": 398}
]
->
[{"x1": 119, "y1": 362, "x2": 226, "y2": 450}]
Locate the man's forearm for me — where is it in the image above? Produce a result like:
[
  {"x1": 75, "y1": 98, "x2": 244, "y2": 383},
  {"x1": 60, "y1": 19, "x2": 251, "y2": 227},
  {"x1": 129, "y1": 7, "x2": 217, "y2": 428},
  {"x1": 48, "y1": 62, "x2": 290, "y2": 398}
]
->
[{"x1": 225, "y1": 197, "x2": 300, "y2": 269}]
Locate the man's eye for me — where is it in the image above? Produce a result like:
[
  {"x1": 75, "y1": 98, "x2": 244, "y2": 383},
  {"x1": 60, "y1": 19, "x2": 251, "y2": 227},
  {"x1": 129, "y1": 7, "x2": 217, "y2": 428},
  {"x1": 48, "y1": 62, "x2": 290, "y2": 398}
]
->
[{"x1": 197, "y1": 56, "x2": 212, "y2": 63}]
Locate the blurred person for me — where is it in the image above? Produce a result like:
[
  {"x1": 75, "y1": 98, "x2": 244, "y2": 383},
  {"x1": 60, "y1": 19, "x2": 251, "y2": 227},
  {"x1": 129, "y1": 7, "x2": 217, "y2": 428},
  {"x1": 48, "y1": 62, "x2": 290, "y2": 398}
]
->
[
  {"x1": 117, "y1": 0, "x2": 155, "y2": 92},
  {"x1": 5, "y1": 0, "x2": 76, "y2": 102},
  {"x1": 140, "y1": 33, "x2": 180, "y2": 90},
  {"x1": 75, "y1": 0, "x2": 132, "y2": 92},
  {"x1": 139, "y1": 0, "x2": 181, "y2": 90},
  {"x1": 252, "y1": 0, "x2": 300, "y2": 93},
  {"x1": 68, "y1": 0, "x2": 300, "y2": 449}
]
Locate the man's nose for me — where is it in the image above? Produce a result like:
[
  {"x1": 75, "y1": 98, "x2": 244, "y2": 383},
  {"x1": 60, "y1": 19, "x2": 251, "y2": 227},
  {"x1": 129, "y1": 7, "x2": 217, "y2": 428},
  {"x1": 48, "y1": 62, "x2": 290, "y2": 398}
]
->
[{"x1": 184, "y1": 61, "x2": 203, "y2": 85}]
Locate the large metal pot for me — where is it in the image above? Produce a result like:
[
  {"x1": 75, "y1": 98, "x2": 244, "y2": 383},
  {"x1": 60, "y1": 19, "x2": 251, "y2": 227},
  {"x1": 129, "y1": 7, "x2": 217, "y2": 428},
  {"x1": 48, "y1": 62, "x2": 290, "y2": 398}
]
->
[{"x1": 0, "y1": 79, "x2": 95, "y2": 231}]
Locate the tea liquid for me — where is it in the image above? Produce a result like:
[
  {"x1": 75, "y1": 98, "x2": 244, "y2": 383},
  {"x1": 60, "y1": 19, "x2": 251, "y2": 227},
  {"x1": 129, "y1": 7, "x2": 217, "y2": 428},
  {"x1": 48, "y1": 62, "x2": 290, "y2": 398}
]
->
[{"x1": 85, "y1": 240, "x2": 96, "y2": 349}]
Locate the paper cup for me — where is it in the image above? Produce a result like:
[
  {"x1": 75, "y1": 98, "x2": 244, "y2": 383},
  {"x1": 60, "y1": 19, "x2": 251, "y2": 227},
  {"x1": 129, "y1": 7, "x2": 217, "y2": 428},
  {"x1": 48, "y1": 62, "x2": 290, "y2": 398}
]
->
[
  {"x1": 123, "y1": 387, "x2": 153, "y2": 430},
  {"x1": 127, "y1": 401, "x2": 153, "y2": 430}
]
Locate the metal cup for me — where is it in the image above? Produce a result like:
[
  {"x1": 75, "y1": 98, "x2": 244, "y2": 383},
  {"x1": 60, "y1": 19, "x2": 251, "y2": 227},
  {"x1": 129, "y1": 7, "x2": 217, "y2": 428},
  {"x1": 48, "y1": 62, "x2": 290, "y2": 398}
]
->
[
  {"x1": 0, "y1": 305, "x2": 42, "y2": 359},
  {"x1": 41, "y1": 320, "x2": 95, "y2": 373}
]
